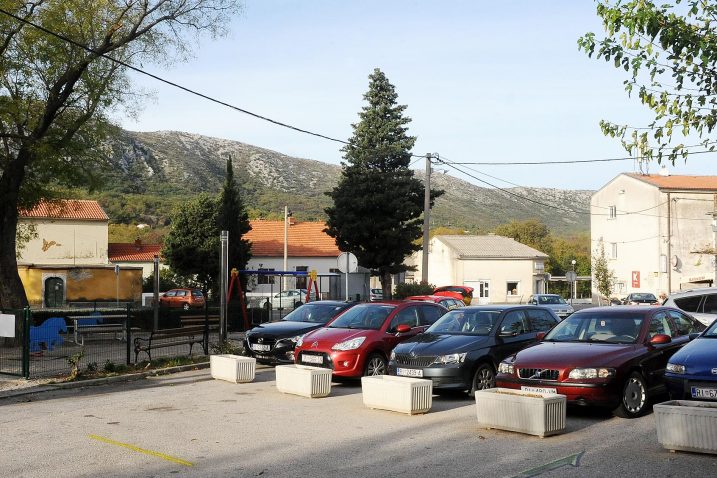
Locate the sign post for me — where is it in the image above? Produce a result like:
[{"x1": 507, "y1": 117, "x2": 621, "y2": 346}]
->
[
  {"x1": 337, "y1": 252, "x2": 358, "y2": 301},
  {"x1": 114, "y1": 264, "x2": 120, "y2": 305}
]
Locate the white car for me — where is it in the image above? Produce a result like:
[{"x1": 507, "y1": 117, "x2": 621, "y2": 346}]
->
[
  {"x1": 261, "y1": 289, "x2": 317, "y2": 310},
  {"x1": 663, "y1": 287, "x2": 717, "y2": 326}
]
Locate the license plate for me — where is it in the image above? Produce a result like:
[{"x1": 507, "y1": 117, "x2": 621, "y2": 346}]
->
[
  {"x1": 521, "y1": 386, "x2": 557, "y2": 395},
  {"x1": 250, "y1": 343, "x2": 271, "y2": 352},
  {"x1": 302, "y1": 354, "x2": 323, "y2": 364},
  {"x1": 397, "y1": 368, "x2": 423, "y2": 377},
  {"x1": 691, "y1": 387, "x2": 717, "y2": 399}
]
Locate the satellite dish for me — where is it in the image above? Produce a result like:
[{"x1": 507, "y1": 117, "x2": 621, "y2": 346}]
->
[{"x1": 671, "y1": 255, "x2": 679, "y2": 267}]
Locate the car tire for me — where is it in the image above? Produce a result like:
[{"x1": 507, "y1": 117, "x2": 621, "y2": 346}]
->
[
  {"x1": 182, "y1": 303, "x2": 190, "y2": 311},
  {"x1": 364, "y1": 353, "x2": 387, "y2": 377},
  {"x1": 614, "y1": 371, "x2": 648, "y2": 418},
  {"x1": 469, "y1": 363, "x2": 496, "y2": 397}
]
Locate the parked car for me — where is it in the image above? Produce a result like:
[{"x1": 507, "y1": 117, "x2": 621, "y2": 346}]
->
[
  {"x1": 527, "y1": 294, "x2": 574, "y2": 319},
  {"x1": 434, "y1": 285, "x2": 474, "y2": 306},
  {"x1": 244, "y1": 301, "x2": 357, "y2": 364},
  {"x1": 495, "y1": 306, "x2": 705, "y2": 418},
  {"x1": 663, "y1": 287, "x2": 717, "y2": 326},
  {"x1": 665, "y1": 317, "x2": 717, "y2": 400},
  {"x1": 388, "y1": 305, "x2": 559, "y2": 396},
  {"x1": 255, "y1": 289, "x2": 317, "y2": 310},
  {"x1": 158, "y1": 289, "x2": 205, "y2": 310},
  {"x1": 406, "y1": 295, "x2": 465, "y2": 310},
  {"x1": 622, "y1": 292, "x2": 659, "y2": 306},
  {"x1": 294, "y1": 301, "x2": 448, "y2": 377},
  {"x1": 370, "y1": 288, "x2": 383, "y2": 301}
]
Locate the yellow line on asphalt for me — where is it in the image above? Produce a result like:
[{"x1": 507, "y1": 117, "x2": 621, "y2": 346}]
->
[{"x1": 88, "y1": 434, "x2": 194, "y2": 467}]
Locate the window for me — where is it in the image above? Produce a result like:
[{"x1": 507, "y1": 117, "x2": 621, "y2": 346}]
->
[
  {"x1": 526, "y1": 309, "x2": 557, "y2": 332},
  {"x1": 388, "y1": 306, "x2": 420, "y2": 332},
  {"x1": 609, "y1": 205, "x2": 617, "y2": 219},
  {"x1": 610, "y1": 243, "x2": 618, "y2": 259},
  {"x1": 702, "y1": 294, "x2": 717, "y2": 314},
  {"x1": 499, "y1": 310, "x2": 529, "y2": 336},
  {"x1": 534, "y1": 261, "x2": 544, "y2": 273},
  {"x1": 673, "y1": 295, "x2": 703, "y2": 313},
  {"x1": 296, "y1": 266, "x2": 308, "y2": 289},
  {"x1": 668, "y1": 310, "x2": 699, "y2": 336},
  {"x1": 506, "y1": 281, "x2": 519, "y2": 296},
  {"x1": 258, "y1": 268, "x2": 275, "y2": 285},
  {"x1": 477, "y1": 281, "x2": 490, "y2": 299},
  {"x1": 176, "y1": 290, "x2": 187, "y2": 297},
  {"x1": 419, "y1": 305, "x2": 444, "y2": 326},
  {"x1": 649, "y1": 313, "x2": 675, "y2": 338},
  {"x1": 164, "y1": 290, "x2": 176, "y2": 297}
]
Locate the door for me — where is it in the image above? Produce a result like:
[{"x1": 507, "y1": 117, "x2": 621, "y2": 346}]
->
[
  {"x1": 465, "y1": 280, "x2": 490, "y2": 304},
  {"x1": 383, "y1": 306, "x2": 422, "y2": 352},
  {"x1": 642, "y1": 312, "x2": 687, "y2": 390},
  {"x1": 493, "y1": 310, "x2": 534, "y2": 358},
  {"x1": 44, "y1": 277, "x2": 64, "y2": 308}
]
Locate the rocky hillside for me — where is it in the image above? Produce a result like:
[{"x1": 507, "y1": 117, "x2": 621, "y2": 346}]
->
[{"x1": 98, "y1": 130, "x2": 592, "y2": 235}]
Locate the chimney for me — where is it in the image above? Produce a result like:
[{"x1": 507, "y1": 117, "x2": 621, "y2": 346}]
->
[
  {"x1": 288, "y1": 217, "x2": 297, "y2": 226},
  {"x1": 134, "y1": 238, "x2": 142, "y2": 249}
]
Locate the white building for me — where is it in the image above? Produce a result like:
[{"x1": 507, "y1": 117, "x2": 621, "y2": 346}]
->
[
  {"x1": 591, "y1": 172, "x2": 717, "y2": 299},
  {"x1": 410, "y1": 235, "x2": 549, "y2": 304}
]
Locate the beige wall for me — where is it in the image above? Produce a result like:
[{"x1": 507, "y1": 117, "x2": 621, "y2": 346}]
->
[
  {"x1": 591, "y1": 174, "x2": 715, "y2": 298},
  {"x1": 19, "y1": 218, "x2": 109, "y2": 265}
]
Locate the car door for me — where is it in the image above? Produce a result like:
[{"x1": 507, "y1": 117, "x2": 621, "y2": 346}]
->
[
  {"x1": 418, "y1": 304, "x2": 445, "y2": 329},
  {"x1": 526, "y1": 308, "x2": 558, "y2": 334},
  {"x1": 162, "y1": 290, "x2": 176, "y2": 306},
  {"x1": 383, "y1": 305, "x2": 422, "y2": 352},
  {"x1": 641, "y1": 311, "x2": 685, "y2": 390},
  {"x1": 493, "y1": 309, "x2": 534, "y2": 358}
]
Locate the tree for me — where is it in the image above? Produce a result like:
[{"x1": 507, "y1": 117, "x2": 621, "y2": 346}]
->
[
  {"x1": 578, "y1": 1, "x2": 717, "y2": 162},
  {"x1": 162, "y1": 194, "x2": 221, "y2": 294},
  {"x1": 494, "y1": 220, "x2": 554, "y2": 257},
  {"x1": 325, "y1": 68, "x2": 442, "y2": 298},
  {"x1": 217, "y1": 156, "x2": 252, "y2": 285},
  {"x1": 0, "y1": 1, "x2": 239, "y2": 309},
  {"x1": 593, "y1": 242, "x2": 616, "y2": 305}
]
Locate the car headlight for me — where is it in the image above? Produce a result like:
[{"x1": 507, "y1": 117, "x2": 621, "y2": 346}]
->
[
  {"x1": 390, "y1": 350, "x2": 396, "y2": 361},
  {"x1": 568, "y1": 368, "x2": 615, "y2": 379},
  {"x1": 432, "y1": 353, "x2": 467, "y2": 365},
  {"x1": 498, "y1": 362, "x2": 514, "y2": 375},
  {"x1": 331, "y1": 336, "x2": 366, "y2": 351},
  {"x1": 296, "y1": 335, "x2": 305, "y2": 347},
  {"x1": 667, "y1": 363, "x2": 686, "y2": 374}
]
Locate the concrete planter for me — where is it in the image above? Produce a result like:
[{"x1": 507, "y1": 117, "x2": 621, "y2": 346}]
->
[
  {"x1": 361, "y1": 375, "x2": 433, "y2": 415},
  {"x1": 655, "y1": 400, "x2": 717, "y2": 454},
  {"x1": 275, "y1": 364, "x2": 332, "y2": 398},
  {"x1": 210, "y1": 354, "x2": 256, "y2": 383},
  {"x1": 475, "y1": 388, "x2": 566, "y2": 437}
]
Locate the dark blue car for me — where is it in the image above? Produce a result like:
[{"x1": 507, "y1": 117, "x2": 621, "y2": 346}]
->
[{"x1": 666, "y1": 319, "x2": 717, "y2": 400}]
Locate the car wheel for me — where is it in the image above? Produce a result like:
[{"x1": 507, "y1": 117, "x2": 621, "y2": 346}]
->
[
  {"x1": 182, "y1": 303, "x2": 190, "y2": 311},
  {"x1": 469, "y1": 363, "x2": 496, "y2": 397},
  {"x1": 364, "y1": 353, "x2": 387, "y2": 376},
  {"x1": 614, "y1": 372, "x2": 648, "y2": 418}
]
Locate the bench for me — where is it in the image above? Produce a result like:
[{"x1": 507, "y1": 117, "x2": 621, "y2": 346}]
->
[
  {"x1": 133, "y1": 326, "x2": 206, "y2": 362},
  {"x1": 29, "y1": 317, "x2": 67, "y2": 352},
  {"x1": 71, "y1": 314, "x2": 128, "y2": 345},
  {"x1": 180, "y1": 315, "x2": 220, "y2": 328}
]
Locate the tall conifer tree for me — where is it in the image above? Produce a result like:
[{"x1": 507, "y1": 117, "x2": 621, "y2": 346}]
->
[
  {"x1": 325, "y1": 69, "x2": 441, "y2": 298},
  {"x1": 218, "y1": 157, "x2": 252, "y2": 288}
]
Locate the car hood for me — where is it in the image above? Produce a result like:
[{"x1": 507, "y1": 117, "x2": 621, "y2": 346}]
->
[
  {"x1": 247, "y1": 321, "x2": 322, "y2": 339},
  {"x1": 511, "y1": 341, "x2": 638, "y2": 369},
  {"x1": 540, "y1": 304, "x2": 573, "y2": 311},
  {"x1": 302, "y1": 326, "x2": 374, "y2": 348},
  {"x1": 393, "y1": 333, "x2": 490, "y2": 355},
  {"x1": 671, "y1": 338, "x2": 717, "y2": 374}
]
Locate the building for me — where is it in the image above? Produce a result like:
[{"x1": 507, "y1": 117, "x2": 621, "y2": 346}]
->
[
  {"x1": 409, "y1": 235, "x2": 549, "y2": 304},
  {"x1": 591, "y1": 172, "x2": 717, "y2": 299},
  {"x1": 108, "y1": 240, "x2": 163, "y2": 278}
]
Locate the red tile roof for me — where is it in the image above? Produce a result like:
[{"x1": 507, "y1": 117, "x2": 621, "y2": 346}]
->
[
  {"x1": 246, "y1": 220, "x2": 340, "y2": 257},
  {"x1": 108, "y1": 243, "x2": 162, "y2": 262},
  {"x1": 627, "y1": 173, "x2": 717, "y2": 191},
  {"x1": 20, "y1": 199, "x2": 109, "y2": 221}
]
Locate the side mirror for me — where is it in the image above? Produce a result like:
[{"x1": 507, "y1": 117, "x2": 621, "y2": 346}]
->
[
  {"x1": 499, "y1": 330, "x2": 515, "y2": 337},
  {"x1": 689, "y1": 332, "x2": 701, "y2": 340},
  {"x1": 395, "y1": 324, "x2": 411, "y2": 335},
  {"x1": 536, "y1": 332, "x2": 546, "y2": 341},
  {"x1": 649, "y1": 334, "x2": 672, "y2": 345}
]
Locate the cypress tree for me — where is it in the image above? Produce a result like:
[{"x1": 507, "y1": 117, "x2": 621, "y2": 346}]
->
[{"x1": 218, "y1": 156, "x2": 253, "y2": 288}]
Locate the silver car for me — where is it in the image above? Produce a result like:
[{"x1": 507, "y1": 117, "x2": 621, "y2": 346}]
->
[
  {"x1": 527, "y1": 294, "x2": 574, "y2": 319},
  {"x1": 663, "y1": 287, "x2": 717, "y2": 326}
]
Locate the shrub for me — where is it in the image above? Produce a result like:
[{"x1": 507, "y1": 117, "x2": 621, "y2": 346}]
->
[{"x1": 394, "y1": 281, "x2": 436, "y2": 299}]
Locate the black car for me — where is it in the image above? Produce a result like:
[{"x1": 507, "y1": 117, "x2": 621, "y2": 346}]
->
[
  {"x1": 622, "y1": 293, "x2": 659, "y2": 305},
  {"x1": 244, "y1": 301, "x2": 357, "y2": 364},
  {"x1": 387, "y1": 305, "x2": 560, "y2": 396}
]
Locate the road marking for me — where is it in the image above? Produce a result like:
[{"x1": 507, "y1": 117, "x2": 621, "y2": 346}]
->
[
  {"x1": 88, "y1": 434, "x2": 194, "y2": 467},
  {"x1": 512, "y1": 451, "x2": 584, "y2": 478}
]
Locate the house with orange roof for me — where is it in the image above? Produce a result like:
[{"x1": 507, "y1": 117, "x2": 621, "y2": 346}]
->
[
  {"x1": 17, "y1": 199, "x2": 142, "y2": 308},
  {"x1": 108, "y1": 240, "x2": 163, "y2": 278},
  {"x1": 591, "y1": 170, "x2": 717, "y2": 300}
]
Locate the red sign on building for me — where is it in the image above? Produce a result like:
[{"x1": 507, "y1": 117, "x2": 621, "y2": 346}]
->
[{"x1": 632, "y1": 271, "x2": 640, "y2": 288}]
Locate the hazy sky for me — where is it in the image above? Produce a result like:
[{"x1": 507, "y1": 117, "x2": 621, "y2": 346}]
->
[{"x1": 119, "y1": 0, "x2": 717, "y2": 190}]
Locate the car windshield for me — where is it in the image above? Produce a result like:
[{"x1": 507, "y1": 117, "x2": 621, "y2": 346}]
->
[
  {"x1": 703, "y1": 321, "x2": 717, "y2": 338},
  {"x1": 630, "y1": 293, "x2": 656, "y2": 301},
  {"x1": 544, "y1": 312, "x2": 643, "y2": 344},
  {"x1": 328, "y1": 304, "x2": 395, "y2": 330},
  {"x1": 426, "y1": 309, "x2": 502, "y2": 335},
  {"x1": 281, "y1": 303, "x2": 350, "y2": 324},
  {"x1": 537, "y1": 296, "x2": 565, "y2": 305}
]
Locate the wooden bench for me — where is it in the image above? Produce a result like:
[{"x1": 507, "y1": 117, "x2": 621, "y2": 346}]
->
[
  {"x1": 180, "y1": 315, "x2": 220, "y2": 327},
  {"x1": 133, "y1": 326, "x2": 206, "y2": 362},
  {"x1": 71, "y1": 315, "x2": 128, "y2": 345}
]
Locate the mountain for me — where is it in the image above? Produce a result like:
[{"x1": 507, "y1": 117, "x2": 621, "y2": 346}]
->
[{"x1": 97, "y1": 130, "x2": 592, "y2": 235}]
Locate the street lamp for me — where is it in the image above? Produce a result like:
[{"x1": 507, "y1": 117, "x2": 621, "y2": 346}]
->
[
  {"x1": 284, "y1": 206, "x2": 292, "y2": 290},
  {"x1": 571, "y1": 259, "x2": 576, "y2": 304}
]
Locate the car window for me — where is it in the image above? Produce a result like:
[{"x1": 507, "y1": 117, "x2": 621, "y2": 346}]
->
[
  {"x1": 649, "y1": 312, "x2": 675, "y2": 338},
  {"x1": 673, "y1": 295, "x2": 703, "y2": 313},
  {"x1": 389, "y1": 306, "x2": 420, "y2": 331},
  {"x1": 191, "y1": 290, "x2": 203, "y2": 298},
  {"x1": 328, "y1": 304, "x2": 395, "y2": 330},
  {"x1": 499, "y1": 310, "x2": 529, "y2": 336},
  {"x1": 419, "y1": 305, "x2": 444, "y2": 326},
  {"x1": 526, "y1": 309, "x2": 557, "y2": 332},
  {"x1": 668, "y1": 310, "x2": 700, "y2": 335},
  {"x1": 164, "y1": 290, "x2": 176, "y2": 297},
  {"x1": 175, "y1": 290, "x2": 187, "y2": 297},
  {"x1": 426, "y1": 309, "x2": 500, "y2": 335},
  {"x1": 544, "y1": 313, "x2": 642, "y2": 343},
  {"x1": 702, "y1": 294, "x2": 717, "y2": 314}
]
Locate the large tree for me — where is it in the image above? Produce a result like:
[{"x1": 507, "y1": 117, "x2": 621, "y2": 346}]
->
[
  {"x1": 325, "y1": 68, "x2": 441, "y2": 298},
  {"x1": 0, "y1": 0, "x2": 239, "y2": 309},
  {"x1": 578, "y1": 1, "x2": 717, "y2": 161},
  {"x1": 217, "y1": 156, "x2": 252, "y2": 285}
]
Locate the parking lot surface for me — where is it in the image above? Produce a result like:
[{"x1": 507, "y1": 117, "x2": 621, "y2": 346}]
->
[{"x1": 1, "y1": 367, "x2": 716, "y2": 477}]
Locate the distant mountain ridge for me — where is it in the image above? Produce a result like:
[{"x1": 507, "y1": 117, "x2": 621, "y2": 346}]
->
[{"x1": 103, "y1": 130, "x2": 592, "y2": 235}]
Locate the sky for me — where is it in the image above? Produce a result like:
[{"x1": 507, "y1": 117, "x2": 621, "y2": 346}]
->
[{"x1": 118, "y1": 0, "x2": 717, "y2": 191}]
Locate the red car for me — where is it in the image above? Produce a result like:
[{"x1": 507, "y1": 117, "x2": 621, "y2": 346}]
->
[
  {"x1": 294, "y1": 301, "x2": 447, "y2": 377},
  {"x1": 434, "y1": 286, "x2": 474, "y2": 306},
  {"x1": 495, "y1": 306, "x2": 704, "y2": 418},
  {"x1": 406, "y1": 295, "x2": 465, "y2": 310},
  {"x1": 158, "y1": 288, "x2": 205, "y2": 310}
]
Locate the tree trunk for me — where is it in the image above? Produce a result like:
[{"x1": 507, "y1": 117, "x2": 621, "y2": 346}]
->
[{"x1": 379, "y1": 270, "x2": 393, "y2": 300}]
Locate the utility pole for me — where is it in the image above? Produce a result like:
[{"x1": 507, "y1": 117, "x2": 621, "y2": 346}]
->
[
  {"x1": 283, "y1": 206, "x2": 291, "y2": 290},
  {"x1": 712, "y1": 194, "x2": 717, "y2": 287},
  {"x1": 421, "y1": 153, "x2": 433, "y2": 283},
  {"x1": 220, "y1": 230, "x2": 229, "y2": 341}
]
